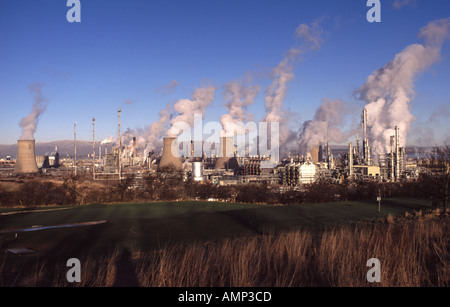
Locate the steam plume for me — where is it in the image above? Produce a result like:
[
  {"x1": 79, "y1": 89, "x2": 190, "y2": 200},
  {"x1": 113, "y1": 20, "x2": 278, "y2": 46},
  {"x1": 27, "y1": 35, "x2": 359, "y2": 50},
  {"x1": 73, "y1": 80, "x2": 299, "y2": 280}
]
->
[
  {"x1": 263, "y1": 20, "x2": 324, "y2": 153},
  {"x1": 167, "y1": 85, "x2": 216, "y2": 137},
  {"x1": 220, "y1": 79, "x2": 260, "y2": 136},
  {"x1": 101, "y1": 135, "x2": 116, "y2": 145},
  {"x1": 121, "y1": 103, "x2": 172, "y2": 156},
  {"x1": 145, "y1": 103, "x2": 172, "y2": 152},
  {"x1": 298, "y1": 99, "x2": 353, "y2": 155},
  {"x1": 357, "y1": 18, "x2": 450, "y2": 156},
  {"x1": 19, "y1": 83, "x2": 48, "y2": 140}
]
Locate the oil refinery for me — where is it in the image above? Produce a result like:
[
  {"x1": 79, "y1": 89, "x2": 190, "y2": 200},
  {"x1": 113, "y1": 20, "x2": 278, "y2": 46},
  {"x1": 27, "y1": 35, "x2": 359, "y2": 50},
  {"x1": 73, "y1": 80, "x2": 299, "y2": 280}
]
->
[{"x1": 0, "y1": 107, "x2": 423, "y2": 190}]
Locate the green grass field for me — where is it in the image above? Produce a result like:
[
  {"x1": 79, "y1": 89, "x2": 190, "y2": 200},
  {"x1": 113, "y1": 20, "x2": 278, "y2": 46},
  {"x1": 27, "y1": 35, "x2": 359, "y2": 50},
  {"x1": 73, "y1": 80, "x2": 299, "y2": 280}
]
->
[{"x1": 0, "y1": 198, "x2": 432, "y2": 262}]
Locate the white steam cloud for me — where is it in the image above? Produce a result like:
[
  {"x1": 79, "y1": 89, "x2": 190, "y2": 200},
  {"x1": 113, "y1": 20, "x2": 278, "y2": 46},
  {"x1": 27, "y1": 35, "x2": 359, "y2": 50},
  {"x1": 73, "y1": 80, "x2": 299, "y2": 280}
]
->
[
  {"x1": 145, "y1": 103, "x2": 172, "y2": 152},
  {"x1": 263, "y1": 19, "x2": 324, "y2": 153},
  {"x1": 19, "y1": 83, "x2": 48, "y2": 140},
  {"x1": 220, "y1": 79, "x2": 260, "y2": 136},
  {"x1": 116, "y1": 84, "x2": 215, "y2": 160},
  {"x1": 101, "y1": 135, "x2": 116, "y2": 145},
  {"x1": 121, "y1": 103, "x2": 172, "y2": 156},
  {"x1": 297, "y1": 99, "x2": 353, "y2": 155},
  {"x1": 357, "y1": 18, "x2": 450, "y2": 157},
  {"x1": 167, "y1": 85, "x2": 216, "y2": 137}
]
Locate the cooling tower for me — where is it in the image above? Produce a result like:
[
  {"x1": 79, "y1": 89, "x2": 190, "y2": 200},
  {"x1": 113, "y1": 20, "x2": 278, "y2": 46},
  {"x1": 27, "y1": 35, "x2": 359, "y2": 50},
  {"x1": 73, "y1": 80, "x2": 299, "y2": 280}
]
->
[
  {"x1": 14, "y1": 140, "x2": 39, "y2": 174},
  {"x1": 348, "y1": 142, "x2": 353, "y2": 176},
  {"x1": 310, "y1": 146, "x2": 319, "y2": 164},
  {"x1": 215, "y1": 136, "x2": 239, "y2": 170},
  {"x1": 158, "y1": 136, "x2": 182, "y2": 170}
]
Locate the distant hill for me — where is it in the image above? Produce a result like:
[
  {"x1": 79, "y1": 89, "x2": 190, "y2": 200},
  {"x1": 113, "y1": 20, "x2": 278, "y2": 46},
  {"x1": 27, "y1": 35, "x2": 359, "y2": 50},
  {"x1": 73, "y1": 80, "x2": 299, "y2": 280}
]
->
[
  {"x1": 0, "y1": 140, "x2": 105, "y2": 159},
  {"x1": 0, "y1": 140, "x2": 436, "y2": 160}
]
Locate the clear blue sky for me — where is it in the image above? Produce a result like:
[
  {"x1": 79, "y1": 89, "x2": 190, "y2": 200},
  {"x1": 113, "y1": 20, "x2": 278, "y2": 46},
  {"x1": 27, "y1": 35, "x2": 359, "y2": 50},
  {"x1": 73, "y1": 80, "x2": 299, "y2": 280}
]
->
[{"x1": 1, "y1": 0, "x2": 449, "y2": 146}]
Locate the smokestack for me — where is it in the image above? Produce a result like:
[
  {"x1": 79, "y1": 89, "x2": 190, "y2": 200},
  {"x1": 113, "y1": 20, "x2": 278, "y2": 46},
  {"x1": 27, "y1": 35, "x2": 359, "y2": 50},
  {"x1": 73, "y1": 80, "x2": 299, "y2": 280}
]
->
[
  {"x1": 348, "y1": 142, "x2": 353, "y2": 177},
  {"x1": 362, "y1": 109, "x2": 367, "y2": 141},
  {"x1": 390, "y1": 135, "x2": 395, "y2": 181},
  {"x1": 215, "y1": 136, "x2": 238, "y2": 170},
  {"x1": 362, "y1": 109, "x2": 370, "y2": 165},
  {"x1": 14, "y1": 140, "x2": 39, "y2": 174},
  {"x1": 158, "y1": 136, "x2": 182, "y2": 170},
  {"x1": 355, "y1": 133, "x2": 360, "y2": 161},
  {"x1": 395, "y1": 126, "x2": 400, "y2": 181},
  {"x1": 132, "y1": 136, "x2": 137, "y2": 166}
]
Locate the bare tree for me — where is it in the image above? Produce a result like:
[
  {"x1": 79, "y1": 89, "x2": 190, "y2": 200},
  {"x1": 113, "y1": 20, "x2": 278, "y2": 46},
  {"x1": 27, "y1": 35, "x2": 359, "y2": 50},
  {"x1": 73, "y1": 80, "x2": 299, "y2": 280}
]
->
[
  {"x1": 143, "y1": 164, "x2": 184, "y2": 201},
  {"x1": 422, "y1": 145, "x2": 450, "y2": 211}
]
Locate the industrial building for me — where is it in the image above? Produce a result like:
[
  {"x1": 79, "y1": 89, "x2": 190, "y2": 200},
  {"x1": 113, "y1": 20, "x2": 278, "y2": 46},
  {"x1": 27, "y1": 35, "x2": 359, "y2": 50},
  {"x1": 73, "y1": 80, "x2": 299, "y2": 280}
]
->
[
  {"x1": 280, "y1": 157, "x2": 317, "y2": 186},
  {"x1": 344, "y1": 111, "x2": 409, "y2": 182},
  {"x1": 5, "y1": 108, "x2": 420, "y2": 187}
]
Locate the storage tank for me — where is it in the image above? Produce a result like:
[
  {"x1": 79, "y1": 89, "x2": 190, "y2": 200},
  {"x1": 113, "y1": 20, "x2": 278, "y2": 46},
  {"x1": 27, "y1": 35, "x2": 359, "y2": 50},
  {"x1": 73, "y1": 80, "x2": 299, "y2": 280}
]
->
[
  {"x1": 192, "y1": 161, "x2": 204, "y2": 181},
  {"x1": 14, "y1": 140, "x2": 39, "y2": 174}
]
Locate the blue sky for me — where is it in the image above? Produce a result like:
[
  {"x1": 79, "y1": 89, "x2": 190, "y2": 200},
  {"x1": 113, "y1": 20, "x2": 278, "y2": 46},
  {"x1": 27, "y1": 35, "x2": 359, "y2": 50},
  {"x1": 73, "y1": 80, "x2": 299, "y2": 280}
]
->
[{"x1": 0, "y1": 0, "x2": 449, "y2": 147}]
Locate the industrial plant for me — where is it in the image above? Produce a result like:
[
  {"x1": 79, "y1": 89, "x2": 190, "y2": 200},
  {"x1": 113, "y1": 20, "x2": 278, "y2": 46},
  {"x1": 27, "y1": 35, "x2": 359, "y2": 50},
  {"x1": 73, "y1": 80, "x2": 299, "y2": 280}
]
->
[{"x1": 0, "y1": 107, "x2": 423, "y2": 192}]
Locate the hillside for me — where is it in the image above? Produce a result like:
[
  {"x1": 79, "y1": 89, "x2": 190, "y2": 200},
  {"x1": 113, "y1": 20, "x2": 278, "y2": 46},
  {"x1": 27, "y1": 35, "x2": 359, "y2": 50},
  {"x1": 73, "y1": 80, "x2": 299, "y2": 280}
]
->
[
  {"x1": 0, "y1": 140, "x2": 103, "y2": 159},
  {"x1": 0, "y1": 140, "x2": 434, "y2": 160}
]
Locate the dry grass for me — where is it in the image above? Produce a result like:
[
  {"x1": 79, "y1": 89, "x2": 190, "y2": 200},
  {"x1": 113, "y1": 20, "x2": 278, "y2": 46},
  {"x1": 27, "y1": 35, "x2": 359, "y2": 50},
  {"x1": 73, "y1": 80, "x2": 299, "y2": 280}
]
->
[
  {"x1": 132, "y1": 215, "x2": 448, "y2": 287},
  {"x1": 2, "y1": 211, "x2": 449, "y2": 287}
]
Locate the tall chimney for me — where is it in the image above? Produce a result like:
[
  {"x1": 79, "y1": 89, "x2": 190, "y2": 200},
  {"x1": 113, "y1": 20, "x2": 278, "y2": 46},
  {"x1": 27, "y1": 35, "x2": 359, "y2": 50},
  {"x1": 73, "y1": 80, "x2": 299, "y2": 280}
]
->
[
  {"x1": 362, "y1": 109, "x2": 370, "y2": 165},
  {"x1": 15, "y1": 140, "x2": 39, "y2": 174},
  {"x1": 390, "y1": 135, "x2": 395, "y2": 181},
  {"x1": 395, "y1": 126, "x2": 400, "y2": 181},
  {"x1": 133, "y1": 136, "x2": 137, "y2": 166},
  {"x1": 158, "y1": 136, "x2": 182, "y2": 170},
  {"x1": 355, "y1": 133, "x2": 360, "y2": 161},
  {"x1": 348, "y1": 142, "x2": 353, "y2": 177}
]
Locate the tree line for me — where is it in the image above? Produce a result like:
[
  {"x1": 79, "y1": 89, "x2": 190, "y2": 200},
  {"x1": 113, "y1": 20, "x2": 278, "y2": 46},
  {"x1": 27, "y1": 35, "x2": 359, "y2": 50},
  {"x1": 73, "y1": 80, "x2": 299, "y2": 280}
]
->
[{"x1": 0, "y1": 145, "x2": 448, "y2": 209}]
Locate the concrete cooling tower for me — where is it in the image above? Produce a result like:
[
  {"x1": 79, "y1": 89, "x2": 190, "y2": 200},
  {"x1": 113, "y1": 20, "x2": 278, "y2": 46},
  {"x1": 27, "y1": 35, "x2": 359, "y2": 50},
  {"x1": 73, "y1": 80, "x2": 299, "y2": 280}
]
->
[
  {"x1": 310, "y1": 146, "x2": 319, "y2": 164},
  {"x1": 215, "y1": 136, "x2": 239, "y2": 170},
  {"x1": 158, "y1": 136, "x2": 182, "y2": 170},
  {"x1": 14, "y1": 140, "x2": 39, "y2": 174}
]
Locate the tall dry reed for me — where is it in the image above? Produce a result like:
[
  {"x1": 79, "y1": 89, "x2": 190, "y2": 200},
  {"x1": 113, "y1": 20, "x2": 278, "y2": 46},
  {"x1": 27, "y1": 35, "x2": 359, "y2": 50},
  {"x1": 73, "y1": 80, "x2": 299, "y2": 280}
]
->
[
  {"x1": 2, "y1": 213, "x2": 449, "y2": 287},
  {"x1": 134, "y1": 215, "x2": 449, "y2": 287}
]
